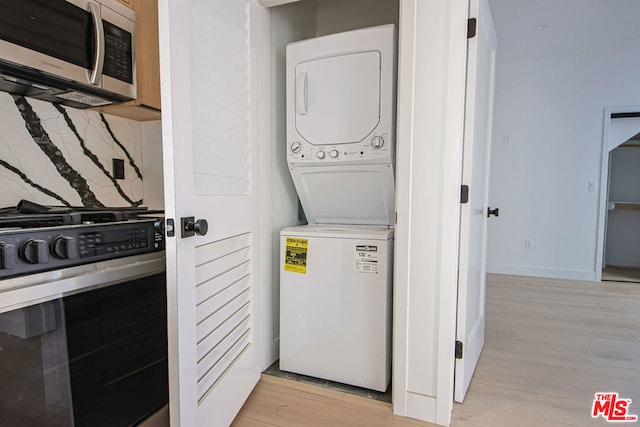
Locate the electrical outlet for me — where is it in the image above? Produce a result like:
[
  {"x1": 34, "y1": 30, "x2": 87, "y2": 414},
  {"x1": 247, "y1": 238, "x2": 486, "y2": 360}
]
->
[
  {"x1": 503, "y1": 133, "x2": 511, "y2": 144},
  {"x1": 112, "y1": 158, "x2": 125, "y2": 180},
  {"x1": 588, "y1": 181, "x2": 596, "y2": 192},
  {"x1": 524, "y1": 240, "x2": 533, "y2": 250}
]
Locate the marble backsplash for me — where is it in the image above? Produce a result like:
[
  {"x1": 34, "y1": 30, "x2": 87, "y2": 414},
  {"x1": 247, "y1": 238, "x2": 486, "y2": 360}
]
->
[{"x1": 0, "y1": 92, "x2": 156, "y2": 210}]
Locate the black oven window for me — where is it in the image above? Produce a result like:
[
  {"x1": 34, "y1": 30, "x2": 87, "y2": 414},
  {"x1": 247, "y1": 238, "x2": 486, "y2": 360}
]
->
[
  {"x1": 0, "y1": 272, "x2": 168, "y2": 427},
  {"x1": 0, "y1": 299, "x2": 73, "y2": 426},
  {"x1": 64, "y1": 273, "x2": 168, "y2": 427}
]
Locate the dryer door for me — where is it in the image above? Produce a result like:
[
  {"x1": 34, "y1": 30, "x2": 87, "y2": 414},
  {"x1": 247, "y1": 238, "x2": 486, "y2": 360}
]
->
[{"x1": 295, "y1": 51, "x2": 381, "y2": 145}]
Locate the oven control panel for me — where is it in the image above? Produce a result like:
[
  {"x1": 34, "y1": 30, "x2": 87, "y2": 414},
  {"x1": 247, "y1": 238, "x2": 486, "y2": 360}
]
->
[{"x1": 0, "y1": 219, "x2": 165, "y2": 280}]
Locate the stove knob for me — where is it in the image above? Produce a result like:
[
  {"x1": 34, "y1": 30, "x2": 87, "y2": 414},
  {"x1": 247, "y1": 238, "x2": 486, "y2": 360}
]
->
[
  {"x1": 330, "y1": 149, "x2": 339, "y2": 158},
  {"x1": 0, "y1": 243, "x2": 17, "y2": 269},
  {"x1": 154, "y1": 219, "x2": 165, "y2": 235},
  {"x1": 20, "y1": 239, "x2": 49, "y2": 264},
  {"x1": 317, "y1": 151, "x2": 326, "y2": 159},
  {"x1": 51, "y1": 236, "x2": 78, "y2": 260}
]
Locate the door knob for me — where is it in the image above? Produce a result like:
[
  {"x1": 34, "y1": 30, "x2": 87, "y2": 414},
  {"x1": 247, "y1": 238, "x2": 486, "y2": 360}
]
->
[
  {"x1": 181, "y1": 217, "x2": 209, "y2": 237},
  {"x1": 487, "y1": 207, "x2": 499, "y2": 218}
]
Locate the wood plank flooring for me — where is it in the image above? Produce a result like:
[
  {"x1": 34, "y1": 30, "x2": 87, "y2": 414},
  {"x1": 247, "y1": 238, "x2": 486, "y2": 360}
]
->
[
  {"x1": 233, "y1": 274, "x2": 640, "y2": 426},
  {"x1": 232, "y1": 374, "x2": 433, "y2": 427},
  {"x1": 451, "y1": 273, "x2": 640, "y2": 426},
  {"x1": 602, "y1": 266, "x2": 640, "y2": 283}
]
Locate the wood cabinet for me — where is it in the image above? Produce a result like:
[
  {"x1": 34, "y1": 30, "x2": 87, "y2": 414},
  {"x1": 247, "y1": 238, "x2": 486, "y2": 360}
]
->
[{"x1": 95, "y1": 0, "x2": 161, "y2": 121}]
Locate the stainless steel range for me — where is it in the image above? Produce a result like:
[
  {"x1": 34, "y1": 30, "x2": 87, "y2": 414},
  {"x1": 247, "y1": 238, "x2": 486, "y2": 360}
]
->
[
  {"x1": 0, "y1": 200, "x2": 165, "y2": 280},
  {"x1": 0, "y1": 201, "x2": 168, "y2": 427}
]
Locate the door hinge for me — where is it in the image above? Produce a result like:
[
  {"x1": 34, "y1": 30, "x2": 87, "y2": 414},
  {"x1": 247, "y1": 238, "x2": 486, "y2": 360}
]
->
[
  {"x1": 455, "y1": 340, "x2": 464, "y2": 359},
  {"x1": 467, "y1": 18, "x2": 477, "y2": 39},
  {"x1": 461, "y1": 185, "x2": 469, "y2": 204}
]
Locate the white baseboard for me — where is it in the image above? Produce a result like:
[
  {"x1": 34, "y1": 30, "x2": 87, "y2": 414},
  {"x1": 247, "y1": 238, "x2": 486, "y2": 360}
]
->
[{"x1": 486, "y1": 263, "x2": 596, "y2": 282}]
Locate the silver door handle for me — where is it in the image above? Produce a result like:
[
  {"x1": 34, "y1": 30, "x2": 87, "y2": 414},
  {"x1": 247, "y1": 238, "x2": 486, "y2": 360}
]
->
[{"x1": 87, "y1": 2, "x2": 105, "y2": 85}]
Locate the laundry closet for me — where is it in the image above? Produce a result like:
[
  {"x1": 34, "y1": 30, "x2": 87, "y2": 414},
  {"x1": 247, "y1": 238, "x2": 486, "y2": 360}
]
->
[
  {"x1": 158, "y1": 0, "x2": 468, "y2": 424},
  {"x1": 264, "y1": 0, "x2": 400, "y2": 391}
]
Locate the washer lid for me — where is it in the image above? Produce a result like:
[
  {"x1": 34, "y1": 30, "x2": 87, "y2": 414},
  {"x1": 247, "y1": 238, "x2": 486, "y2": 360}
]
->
[
  {"x1": 281, "y1": 224, "x2": 393, "y2": 240},
  {"x1": 295, "y1": 51, "x2": 381, "y2": 146}
]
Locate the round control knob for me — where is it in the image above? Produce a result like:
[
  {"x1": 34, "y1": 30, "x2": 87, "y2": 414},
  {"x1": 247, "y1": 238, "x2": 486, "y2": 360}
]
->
[
  {"x1": 330, "y1": 149, "x2": 339, "y2": 158},
  {"x1": 51, "y1": 236, "x2": 78, "y2": 260},
  {"x1": 154, "y1": 219, "x2": 165, "y2": 234},
  {"x1": 290, "y1": 141, "x2": 302, "y2": 154},
  {"x1": 317, "y1": 151, "x2": 326, "y2": 159},
  {"x1": 20, "y1": 239, "x2": 49, "y2": 264},
  {"x1": 371, "y1": 136, "x2": 385, "y2": 149}
]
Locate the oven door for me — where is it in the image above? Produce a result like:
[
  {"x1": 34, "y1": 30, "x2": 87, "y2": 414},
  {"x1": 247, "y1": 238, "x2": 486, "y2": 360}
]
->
[
  {"x1": 0, "y1": 272, "x2": 167, "y2": 427},
  {"x1": 0, "y1": 298, "x2": 73, "y2": 426}
]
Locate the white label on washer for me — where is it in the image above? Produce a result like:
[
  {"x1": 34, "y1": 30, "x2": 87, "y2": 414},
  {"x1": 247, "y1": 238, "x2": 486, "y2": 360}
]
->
[{"x1": 355, "y1": 245, "x2": 379, "y2": 274}]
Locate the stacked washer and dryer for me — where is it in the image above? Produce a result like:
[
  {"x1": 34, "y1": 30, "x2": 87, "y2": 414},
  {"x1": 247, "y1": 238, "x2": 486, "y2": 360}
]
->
[{"x1": 279, "y1": 25, "x2": 397, "y2": 392}]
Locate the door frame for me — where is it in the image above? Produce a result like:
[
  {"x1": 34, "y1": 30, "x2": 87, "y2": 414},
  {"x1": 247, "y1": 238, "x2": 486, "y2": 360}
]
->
[
  {"x1": 392, "y1": 0, "x2": 469, "y2": 425},
  {"x1": 596, "y1": 105, "x2": 640, "y2": 281}
]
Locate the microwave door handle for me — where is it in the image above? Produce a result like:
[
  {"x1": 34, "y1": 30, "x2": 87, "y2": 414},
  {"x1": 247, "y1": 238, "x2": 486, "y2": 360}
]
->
[{"x1": 87, "y1": 2, "x2": 105, "y2": 85}]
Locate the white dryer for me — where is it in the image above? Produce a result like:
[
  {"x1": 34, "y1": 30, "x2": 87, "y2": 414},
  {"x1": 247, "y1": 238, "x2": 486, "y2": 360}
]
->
[{"x1": 286, "y1": 24, "x2": 397, "y2": 225}]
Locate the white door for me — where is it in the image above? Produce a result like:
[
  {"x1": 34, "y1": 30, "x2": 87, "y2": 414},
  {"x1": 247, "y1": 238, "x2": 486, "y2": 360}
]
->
[
  {"x1": 455, "y1": 0, "x2": 497, "y2": 403},
  {"x1": 159, "y1": 0, "x2": 261, "y2": 425}
]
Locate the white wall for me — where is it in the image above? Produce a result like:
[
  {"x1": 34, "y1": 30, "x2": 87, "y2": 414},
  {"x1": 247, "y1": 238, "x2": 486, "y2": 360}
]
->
[
  {"x1": 141, "y1": 121, "x2": 165, "y2": 210},
  {"x1": 315, "y1": 0, "x2": 398, "y2": 36},
  {"x1": 265, "y1": 0, "x2": 317, "y2": 368},
  {"x1": 487, "y1": 49, "x2": 640, "y2": 280}
]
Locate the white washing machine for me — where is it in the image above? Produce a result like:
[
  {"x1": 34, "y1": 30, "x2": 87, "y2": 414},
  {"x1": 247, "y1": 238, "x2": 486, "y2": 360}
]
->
[
  {"x1": 286, "y1": 24, "x2": 397, "y2": 226},
  {"x1": 280, "y1": 225, "x2": 393, "y2": 391}
]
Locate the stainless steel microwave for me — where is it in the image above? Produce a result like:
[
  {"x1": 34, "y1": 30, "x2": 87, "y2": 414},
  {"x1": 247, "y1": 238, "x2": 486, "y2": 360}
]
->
[{"x1": 0, "y1": 0, "x2": 136, "y2": 108}]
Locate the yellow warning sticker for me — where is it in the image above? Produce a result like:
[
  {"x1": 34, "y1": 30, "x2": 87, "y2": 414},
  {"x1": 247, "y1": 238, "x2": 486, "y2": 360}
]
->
[{"x1": 284, "y1": 237, "x2": 308, "y2": 274}]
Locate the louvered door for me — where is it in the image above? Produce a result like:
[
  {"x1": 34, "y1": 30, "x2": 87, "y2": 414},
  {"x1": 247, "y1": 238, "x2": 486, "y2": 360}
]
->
[{"x1": 159, "y1": 0, "x2": 260, "y2": 425}]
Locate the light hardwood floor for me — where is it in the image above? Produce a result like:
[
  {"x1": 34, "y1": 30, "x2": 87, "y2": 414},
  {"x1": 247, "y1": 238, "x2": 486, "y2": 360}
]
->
[
  {"x1": 233, "y1": 274, "x2": 640, "y2": 427},
  {"x1": 602, "y1": 266, "x2": 640, "y2": 283}
]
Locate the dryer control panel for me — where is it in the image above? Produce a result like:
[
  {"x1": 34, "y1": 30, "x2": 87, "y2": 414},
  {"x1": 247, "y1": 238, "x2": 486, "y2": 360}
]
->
[{"x1": 287, "y1": 129, "x2": 393, "y2": 166}]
